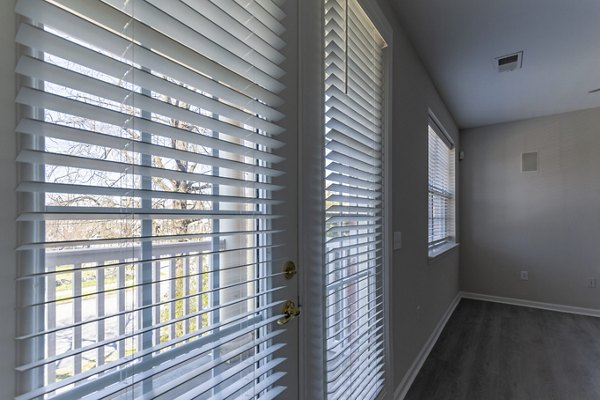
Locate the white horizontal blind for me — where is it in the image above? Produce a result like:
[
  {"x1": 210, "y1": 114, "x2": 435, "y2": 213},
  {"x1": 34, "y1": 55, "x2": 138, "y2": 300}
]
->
[
  {"x1": 324, "y1": 0, "x2": 386, "y2": 399},
  {"x1": 428, "y1": 120, "x2": 455, "y2": 246},
  {"x1": 15, "y1": 0, "x2": 289, "y2": 399}
]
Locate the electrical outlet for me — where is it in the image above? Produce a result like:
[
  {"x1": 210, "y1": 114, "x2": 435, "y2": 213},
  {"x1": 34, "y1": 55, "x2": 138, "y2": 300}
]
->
[
  {"x1": 520, "y1": 271, "x2": 529, "y2": 281},
  {"x1": 588, "y1": 278, "x2": 597, "y2": 288}
]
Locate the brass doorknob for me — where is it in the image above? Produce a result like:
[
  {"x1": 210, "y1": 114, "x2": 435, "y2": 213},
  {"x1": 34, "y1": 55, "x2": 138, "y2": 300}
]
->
[{"x1": 277, "y1": 300, "x2": 301, "y2": 325}]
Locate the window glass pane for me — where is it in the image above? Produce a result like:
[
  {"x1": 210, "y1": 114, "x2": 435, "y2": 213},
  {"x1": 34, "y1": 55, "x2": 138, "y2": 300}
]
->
[{"x1": 428, "y1": 121, "x2": 455, "y2": 246}]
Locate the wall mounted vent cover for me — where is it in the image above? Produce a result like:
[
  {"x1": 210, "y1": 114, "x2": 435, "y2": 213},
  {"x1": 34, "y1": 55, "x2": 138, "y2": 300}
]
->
[
  {"x1": 496, "y1": 51, "x2": 523, "y2": 72},
  {"x1": 521, "y1": 152, "x2": 538, "y2": 172}
]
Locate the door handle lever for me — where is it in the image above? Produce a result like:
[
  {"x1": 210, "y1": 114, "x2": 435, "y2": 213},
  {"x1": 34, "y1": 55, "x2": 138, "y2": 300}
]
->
[{"x1": 277, "y1": 300, "x2": 301, "y2": 325}]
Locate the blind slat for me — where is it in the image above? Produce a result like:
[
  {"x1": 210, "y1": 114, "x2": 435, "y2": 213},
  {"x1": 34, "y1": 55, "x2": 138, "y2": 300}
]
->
[
  {"x1": 326, "y1": 194, "x2": 381, "y2": 207},
  {"x1": 327, "y1": 183, "x2": 382, "y2": 198},
  {"x1": 326, "y1": 173, "x2": 381, "y2": 191}
]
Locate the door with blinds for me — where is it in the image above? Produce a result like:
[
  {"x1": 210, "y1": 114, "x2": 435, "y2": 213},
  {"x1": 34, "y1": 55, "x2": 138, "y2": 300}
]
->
[
  {"x1": 324, "y1": 0, "x2": 388, "y2": 399},
  {"x1": 15, "y1": 0, "x2": 299, "y2": 399}
]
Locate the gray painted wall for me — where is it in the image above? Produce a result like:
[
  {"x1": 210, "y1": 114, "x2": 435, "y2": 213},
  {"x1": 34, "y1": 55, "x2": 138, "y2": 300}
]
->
[
  {"x1": 377, "y1": 0, "x2": 461, "y2": 391},
  {"x1": 460, "y1": 107, "x2": 600, "y2": 310},
  {"x1": 0, "y1": 0, "x2": 17, "y2": 398}
]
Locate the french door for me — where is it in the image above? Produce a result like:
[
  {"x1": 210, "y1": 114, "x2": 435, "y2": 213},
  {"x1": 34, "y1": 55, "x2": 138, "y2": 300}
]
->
[{"x1": 15, "y1": 0, "x2": 300, "y2": 399}]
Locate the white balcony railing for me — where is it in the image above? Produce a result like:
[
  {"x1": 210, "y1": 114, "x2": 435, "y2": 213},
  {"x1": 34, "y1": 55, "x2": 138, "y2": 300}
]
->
[{"x1": 42, "y1": 240, "x2": 224, "y2": 386}]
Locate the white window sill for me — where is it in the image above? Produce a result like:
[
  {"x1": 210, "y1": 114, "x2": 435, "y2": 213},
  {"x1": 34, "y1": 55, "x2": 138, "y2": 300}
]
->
[{"x1": 428, "y1": 241, "x2": 460, "y2": 262}]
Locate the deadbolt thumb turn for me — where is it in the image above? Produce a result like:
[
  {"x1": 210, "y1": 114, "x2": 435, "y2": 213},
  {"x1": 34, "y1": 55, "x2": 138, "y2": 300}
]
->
[
  {"x1": 283, "y1": 260, "x2": 297, "y2": 279},
  {"x1": 277, "y1": 300, "x2": 301, "y2": 325}
]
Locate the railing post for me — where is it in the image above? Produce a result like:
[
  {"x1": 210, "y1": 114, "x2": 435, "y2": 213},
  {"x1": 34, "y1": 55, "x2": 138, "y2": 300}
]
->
[
  {"x1": 184, "y1": 257, "x2": 190, "y2": 336},
  {"x1": 97, "y1": 266, "x2": 105, "y2": 370},
  {"x1": 73, "y1": 264, "x2": 82, "y2": 377},
  {"x1": 47, "y1": 266, "x2": 56, "y2": 386},
  {"x1": 117, "y1": 265, "x2": 126, "y2": 360},
  {"x1": 169, "y1": 258, "x2": 177, "y2": 341}
]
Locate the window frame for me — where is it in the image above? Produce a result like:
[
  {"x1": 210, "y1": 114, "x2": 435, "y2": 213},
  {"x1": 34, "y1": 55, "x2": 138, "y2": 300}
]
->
[
  {"x1": 321, "y1": 0, "x2": 394, "y2": 398},
  {"x1": 427, "y1": 114, "x2": 458, "y2": 260},
  {"x1": 298, "y1": 0, "x2": 394, "y2": 397}
]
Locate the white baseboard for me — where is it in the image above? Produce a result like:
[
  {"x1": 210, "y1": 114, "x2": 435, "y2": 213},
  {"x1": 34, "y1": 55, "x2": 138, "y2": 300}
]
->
[
  {"x1": 460, "y1": 291, "x2": 600, "y2": 318},
  {"x1": 393, "y1": 291, "x2": 600, "y2": 400},
  {"x1": 393, "y1": 292, "x2": 461, "y2": 400}
]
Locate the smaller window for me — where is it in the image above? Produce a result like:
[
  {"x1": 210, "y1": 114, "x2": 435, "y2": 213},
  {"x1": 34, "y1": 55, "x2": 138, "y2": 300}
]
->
[{"x1": 428, "y1": 117, "x2": 456, "y2": 256}]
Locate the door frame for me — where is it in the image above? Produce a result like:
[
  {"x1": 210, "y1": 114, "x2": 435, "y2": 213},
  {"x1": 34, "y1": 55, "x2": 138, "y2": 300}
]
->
[{"x1": 298, "y1": 0, "x2": 326, "y2": 398}]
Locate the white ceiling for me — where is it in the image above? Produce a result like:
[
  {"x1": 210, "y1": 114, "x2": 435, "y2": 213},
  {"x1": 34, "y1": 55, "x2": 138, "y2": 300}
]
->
[{"x1": 389, "y1": 0, "x2": 600, "y2": 128}]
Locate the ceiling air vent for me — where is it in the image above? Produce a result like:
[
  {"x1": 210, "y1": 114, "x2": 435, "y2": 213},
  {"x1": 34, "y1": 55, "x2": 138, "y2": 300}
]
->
[{"x1": 495, "y1": 51, "x2": 523, "y2": 72}]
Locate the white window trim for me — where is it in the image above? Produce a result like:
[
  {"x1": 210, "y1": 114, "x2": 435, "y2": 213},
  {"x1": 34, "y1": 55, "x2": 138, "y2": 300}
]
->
[
  {"x1": 428, "y1": 241, "x2": 460, "y2": 262},
  {"x1": 427, "y1": 111, "x2": 457, "y2": 260}
]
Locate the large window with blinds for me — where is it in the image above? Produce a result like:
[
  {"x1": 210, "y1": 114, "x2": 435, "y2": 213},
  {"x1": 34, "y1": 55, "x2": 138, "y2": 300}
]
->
[
  {"x1": 428, "y1": 118, "x2": 456, "y2": 250},
  {"x1": 324, "y1": 0, "x2": 387, "y2": 399},
  {"x1": 15, "y1": 0, "x2": 290, "y2": 399}
]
